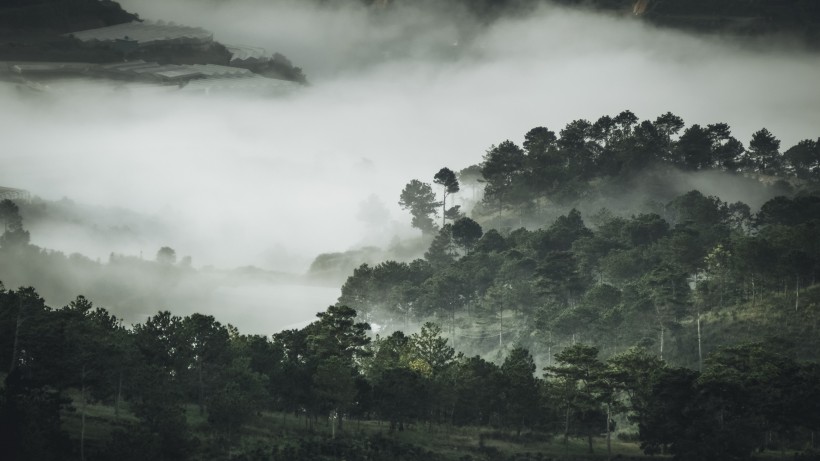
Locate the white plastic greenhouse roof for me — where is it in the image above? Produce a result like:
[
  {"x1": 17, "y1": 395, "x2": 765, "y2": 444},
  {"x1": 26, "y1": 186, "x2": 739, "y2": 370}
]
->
[
  {"x1": 180, "y1": 75, "x2": 299, "y2": 94},
  {"x1": 225, "y1": 45, "x2": 270, "y2": 62},
  {"x1": 68, "y1": 21, "x2": 213, "y2": 45}
]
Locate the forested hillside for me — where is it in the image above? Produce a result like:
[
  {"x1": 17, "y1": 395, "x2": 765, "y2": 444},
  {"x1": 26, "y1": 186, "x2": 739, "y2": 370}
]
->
[
  {"x1": 2, "y1": 109, "x2": 820, "y2": 460},
  {"x1": 343, "y1": 110, "x2": 820, "y2": 367}
]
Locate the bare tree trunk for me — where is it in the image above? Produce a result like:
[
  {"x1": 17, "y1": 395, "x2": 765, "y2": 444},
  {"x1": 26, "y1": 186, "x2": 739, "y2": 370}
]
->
[
  {"x1": 752, "y1": 279, "x2": 756, "y2": 308},
  {"x1": 115, "y1": 369, "x2": 123, "y2": 418},
  {"x1": 198, "y1": 360, "x2": 204, "y2": 415},
  {"x1": 499, "y1": 306, "x2": 503, "y2": 347},
  {"x1": 795, "y1": 275, "x2": 800, "y2": 312},
  {"x1": 719, "y1": 272, "x2": 724, "y2": 308},
  {"x1": 81, "y1": 365, "x2": 87, "y2": 461},
  {"x1": 452, "y1": 306, "x2": 456, "y2": 351},
  {"x1": 697, "y1": 311, "x2": 703, "y2": 372},
  {"x1": 9, "y1": 297, "x2": 23, "y2": 374},
  {"x1": 564, "y1": 406, "x2": 570, "y2": 445},
  {"x1": 606, "y1": 402, "x2": 612, "y2": 461},
  {"x1": 442, "y1": 192, "x2": 447, "y2": 228},
  {"x1": 659, "y1": 324, "x2": 665, "y2": 361}
]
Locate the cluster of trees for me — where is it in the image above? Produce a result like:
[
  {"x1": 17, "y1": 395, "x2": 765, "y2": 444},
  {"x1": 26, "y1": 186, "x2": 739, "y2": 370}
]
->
[
  {"x1": 471, "y1": 111, "x2": 818, "y2": 213},
  {"x1": 371, "y1": 111, "x2": 820, "y2": 367},
  {"x1": 399, "y1": 167, "x2": 464, "y2": 235},
  {"x1": 0, "y1": 286, "x2": 365, "y2": 460},
  {"x1": 347, "y1": 186, "x2": 820, "y2": 364},
  {"x1": 2, "y1": 285, "x2": 818, "y2": 460}
]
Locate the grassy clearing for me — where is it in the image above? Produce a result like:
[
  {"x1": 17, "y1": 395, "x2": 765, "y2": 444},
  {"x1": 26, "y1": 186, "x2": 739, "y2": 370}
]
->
[
  {"x1": 54, "y1": 391, "x2": 650, "y2": 460},
  {"x1": 58, "y1": 396, "x2": 652, "y2": 461}
]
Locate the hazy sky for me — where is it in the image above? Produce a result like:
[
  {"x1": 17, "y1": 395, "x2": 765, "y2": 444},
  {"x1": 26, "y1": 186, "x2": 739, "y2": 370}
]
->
[{"x1": 3, "y1": 0, "x2": 820, "y2": 275}]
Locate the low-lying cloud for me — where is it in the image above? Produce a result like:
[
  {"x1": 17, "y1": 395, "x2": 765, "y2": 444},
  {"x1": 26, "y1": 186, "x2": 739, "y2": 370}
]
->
[{"x1": 2, "y1": 0, "x2": 820, "y2": 330}]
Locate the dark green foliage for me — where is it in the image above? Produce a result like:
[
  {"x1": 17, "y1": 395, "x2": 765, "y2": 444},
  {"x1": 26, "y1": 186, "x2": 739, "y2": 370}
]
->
[
  {"x1": 784, "y1": 138, "x2": 820, "y2": 180},
  {"x1": 637, "y1": 343, "x2": 820, "y2": 461},
  {"x1": 453, "y1": 355, "x2": 502, "y2": 426},
  {"x1": 399, "y1": 179, "x2": 440, "y2": 235},
  {"x1": 451, "y1": 217, "x2": 483, "y2": 252},
  {"x1": 434, "y1": 167, "x2": 461, "y2": 227},
  {"x1": 546, "y1": 344, "x2": 608, "y2": 452},
  {"x1": 747, "y1": 128, "x2": 783, "y2": 175},
  {"x1": 481, "y1": 140, "x2": 527, "y2": 213},
  {"x1": 373, "y1": 366, "x2": 428, "y2": 431},
  {"x1": 499, "y1": 347, "x2": 539, "y2": 434},
  {"x1": 0, "y1": 373, "x2": 71, "y2": 461},
  {"x1": 424, "y1": 224, "x2": 457, "y2": 269},
  {"x1": 0, "y1": 0, "x2": 137, "y2": 33},
  {"x1": 206, "y1": 357, "x2": 267, "y2": 441},
  {"x1": 1, "y1": 278, "x2": 820, "y2": 460},
  {"x1": 675, "y1": 124, "x2": 712, "y2": 170}
]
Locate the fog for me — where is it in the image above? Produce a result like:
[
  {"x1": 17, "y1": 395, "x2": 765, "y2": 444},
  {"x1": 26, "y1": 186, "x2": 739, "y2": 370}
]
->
[{"x1": 2, "y1": 0, "x2": 820, "y2": 334}]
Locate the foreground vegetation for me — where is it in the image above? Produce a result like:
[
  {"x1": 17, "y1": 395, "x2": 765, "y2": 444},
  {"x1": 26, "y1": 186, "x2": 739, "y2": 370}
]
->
[{"x1": 1, "y1": 279, "x2": 819, "y2": 460}]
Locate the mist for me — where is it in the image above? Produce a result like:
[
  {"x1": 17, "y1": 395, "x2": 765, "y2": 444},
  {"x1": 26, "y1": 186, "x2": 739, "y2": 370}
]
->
[{"x1": 2, "y1": 0, "x2": 820, "y2": 333}]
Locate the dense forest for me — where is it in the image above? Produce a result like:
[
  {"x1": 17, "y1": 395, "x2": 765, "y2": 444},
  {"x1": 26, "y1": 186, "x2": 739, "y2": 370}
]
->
[
  {"x1": 2, "y1": 109, "x2": 820, "y2": 460},
  {"x1": 348, "y1": 110, "x2": 820, "y2": 363},
  {"x1": 2, "y1": 287, "x2": 820, "y2": 461}
]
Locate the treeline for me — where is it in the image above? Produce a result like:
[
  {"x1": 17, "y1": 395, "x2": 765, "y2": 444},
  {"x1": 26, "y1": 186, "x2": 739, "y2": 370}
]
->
[
  {"x1": 0, "y1": 199, "x2": 202, "y2": 318},
  {"x1": 2, "y1": 286, "x2": 819, "y2": 461},
  {"x1": 398, "y1": 111, "x2": 818, "y2": 236},
  {"x1": 473, "y1": 111, "x2": 818, "y2": 215}
]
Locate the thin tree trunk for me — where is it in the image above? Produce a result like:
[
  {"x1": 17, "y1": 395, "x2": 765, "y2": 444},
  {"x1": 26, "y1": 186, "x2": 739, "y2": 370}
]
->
[
  {"x1": 115, "y1": 369, "x2": 123, "y2": 418},
  {"x1": 81, "y1": 365, "x2": 87, "y2": 461},
  {"x1": 697, "y1": 310, "x2": 703, "y2": 372},
  {"x1": 442, "y1": 192, "x2": 447, "y2": 228},
  {"x1": 198, "y1": 360, "x2": 204, "y2": 415},
  {"x1": 752, "y1": 279, "x2": 756, "y2": 308},
  {"x1": 606, "y1": 402, "x2": 612, "y2": 461},
  {"x1": 659, "y1": 324, "x2": 665, "y2": 360},
  {"x1": 795, "y1": 275, "x2": 800, "y2": 312},
  {"x1": 452, "y1": 306, "x2": 456, "y2": 351},
  {"x1": 9, "y1": 297, "x2": 23, "y2": 374},
  {"x1": 499, "y1": 306, "x2": 503, "y2": 347},
  {"x1": 720, "y1": 271, "x2": 725, "y2": 308},
  {"x1": 564, "y1": 406, "x2": 570, "y2": 445}
]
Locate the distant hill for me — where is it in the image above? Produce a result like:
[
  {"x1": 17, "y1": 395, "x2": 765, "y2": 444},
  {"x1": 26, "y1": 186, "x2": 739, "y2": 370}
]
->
[
  {"x1": 0, "y1": 0, "x2": 137, "y2": 34},
  {"x1": 554, "y1": 0, "x2": 820, "y2": 45},
  {"x1": 0, "y1": 0, "x2": 308, "y2": 85},
  {"x1": 367, "y1": 0, "x2": 820, "y2": 45}
]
